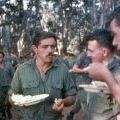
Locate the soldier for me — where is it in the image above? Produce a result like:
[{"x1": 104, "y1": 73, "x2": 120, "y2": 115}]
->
[{"x1": 8, "y1": 30, "x2": 77, "y2": 120}]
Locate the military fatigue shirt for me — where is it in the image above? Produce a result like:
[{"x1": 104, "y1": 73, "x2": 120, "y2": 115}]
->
[
  {"x1": 0, "y1": 61, "x2": 15, "y2": 105},
  {"x1": 8, "y1": 58, "x2": 77, "y2": 120},
  {"x1": 0, "y1": 61, "x2": 15, "y2": 86},
  {"x1": 72, "y1": 52, "x2": 91, "y2": 112},
  {"x1": 75, "y1": 52, "x2": 91, "y2": 84},
  {"x1": 87, "y1": 57, "x2": 120, "y2": 120}
]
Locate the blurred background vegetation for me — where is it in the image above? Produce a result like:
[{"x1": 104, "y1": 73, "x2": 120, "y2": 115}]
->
[{"x1": 0, "y1": 0, "x2": 120, "y2": 56}]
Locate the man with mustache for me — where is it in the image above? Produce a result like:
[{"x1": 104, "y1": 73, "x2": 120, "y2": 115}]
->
[{"x1": 8, "y1": 30, "x2": 77, "y2": 120}]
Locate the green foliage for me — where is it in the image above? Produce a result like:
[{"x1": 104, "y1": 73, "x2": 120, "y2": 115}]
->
[{"x1": 0, "y1": 0, "x2": 120, "y2": 55}]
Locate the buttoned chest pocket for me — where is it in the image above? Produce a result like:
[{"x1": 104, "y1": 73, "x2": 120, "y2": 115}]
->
[{"x1": 22, "y1": 80, "x2": 40, "y2": 95}]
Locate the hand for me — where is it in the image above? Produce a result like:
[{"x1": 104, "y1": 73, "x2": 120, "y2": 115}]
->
[
  {"x1": 83, "y1": 63, "x2": 111, "y2": 81},
  {"x1": 52, "y1": 99, "x2": 64, "y2": 112},
  {"x1": 69, "y1": 68, "x2": 83, "y2": 73},
  {"x1": 69, "y1": 68, "x2": 79, "y2": 73},
  {"x1": 69, "y1": 65, "x2": 84, "y2": 73},
  {"x1": 117, "y1": 113, "x2": 120, "y2": 120}
]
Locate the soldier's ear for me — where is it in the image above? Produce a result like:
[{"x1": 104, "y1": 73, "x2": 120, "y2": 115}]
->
[
  {"x1": 31, "y1": 45, "x2": 37, "y2": 54},
  {"x1": 103, "y1": 48, "x2": 108, "y2": 57}
]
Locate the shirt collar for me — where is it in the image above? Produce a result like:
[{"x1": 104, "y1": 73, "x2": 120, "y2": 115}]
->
[
  {"x1": 28, "y1": 57, "x2": 60, "y2": 69},
  {"x1": 107, "y1": 56, "x2": 120, "y2": 70}
]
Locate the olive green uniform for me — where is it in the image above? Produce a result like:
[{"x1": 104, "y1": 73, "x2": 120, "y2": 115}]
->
[
  {"x1": 72, "y1": 52, "x2": 91, "y2": 113},
  {"x1": 8, "y1": 58, "x2": 77, "y2": 120},
  {"x1": 0, "y1": 61, "x2": 15, "y2": 104},
  {"x1": 86, "y1": 57, "x2": 120, "y2": 120}
]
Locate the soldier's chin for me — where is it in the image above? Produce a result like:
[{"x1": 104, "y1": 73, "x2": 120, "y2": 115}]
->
[
  {"x1": 45, "y1": 58, "x2": 53, "y2": 63},
  {"x1": 45, "y1": 55, "x2": 53, "y2": 58},
  {"x1": 117, "y1": 50, "x2": 120, "y2": 54},
  {"x1": 118, "y1": 46, "x2": 120, "y2": 50},
  {"x1": 116, "y1": 46, "x2": 120, "y2": 51}
]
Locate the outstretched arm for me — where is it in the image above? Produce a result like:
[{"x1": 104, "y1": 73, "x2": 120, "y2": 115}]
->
[
  {"x1": 84, "y1": 62, "x2": 120, "y2": 105},
  {"x1": 69, "y1": 64, "x2": 85, "y2": 73}
]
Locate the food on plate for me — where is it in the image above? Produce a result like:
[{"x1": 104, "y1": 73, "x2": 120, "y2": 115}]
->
[
  {"x1": 11, "y1": 93, "x2": 49, "y2": 106},
  {"x1": 91, "y1": 81, "x2": 108, "y2": 87}
]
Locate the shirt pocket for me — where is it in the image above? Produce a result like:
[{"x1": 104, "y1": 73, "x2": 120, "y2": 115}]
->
[
  {"x1": 50, "y1": 84, "x2": 63, "y2": 101},
  {"x1": 22, "y1": 80, "x2": 40, "y2": 95}
]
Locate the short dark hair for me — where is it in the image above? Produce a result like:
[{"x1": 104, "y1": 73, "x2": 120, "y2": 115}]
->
[
  {"x1": 85, "y1": 29, "x2": 115, "y2": 53},
  {"x1": 106, "y1": 6, "x2": 120, "y2": 28},
  {"x1": 32, "y1": 30, "x2": 57, "y2": 46},
  {"x1": 0, "y1": 51, "x2": 5, "y2": 57}
]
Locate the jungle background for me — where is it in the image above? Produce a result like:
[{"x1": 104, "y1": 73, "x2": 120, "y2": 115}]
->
[{"x1": 0, "y1": 0, "x2": 120, "y2": 57}]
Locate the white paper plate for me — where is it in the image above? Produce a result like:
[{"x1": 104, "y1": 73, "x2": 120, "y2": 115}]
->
[
  {"x1": 91, "y1": 81, "x2": 108, "y2": 87},
  {"x1": 12, "y1": 94, "x2": 49, "y2": 106},
  {"x1": 79, "y1": 84, "x2": 110, "y2": 93}
]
